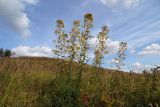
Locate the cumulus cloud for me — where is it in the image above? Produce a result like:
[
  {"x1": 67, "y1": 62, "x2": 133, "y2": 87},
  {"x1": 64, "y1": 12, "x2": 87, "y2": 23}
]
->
[
  {"x1": 138, "y1": 44, "x2": 160, "y2": 56},
  {"x1": 0, "y1": 0, "x2": 39, "y2": 37},
  {"x1": 130, "y1": 49, "x2": 136, "y2": 54},
  {"x1": 132, "y1": 62, "x2": 143, "y2": 68},
  {"x1": 110, "y1": 58, "x2": 119, "y2": 64},
  {"x1": 23, "y1": 0, "x2": 39, "y2": 5},
  {"x1": 107, "y1": 39, "x2": 119, "y2": 54},
  {"x1": 12, "y1": 46, "x2": 52, "y2": 57},
  {"x1": 89, "y1": 37, "x2": 119, "y2": 54},
  {"x1": 99, "y1": 0, "x2": 142, "y2": 8},
  {"x1": 89, "y1": 37, "x2": 98, "y2": 49},
  {"x1": 131, "y1": 62, "x2": 153, "y2": 72}
]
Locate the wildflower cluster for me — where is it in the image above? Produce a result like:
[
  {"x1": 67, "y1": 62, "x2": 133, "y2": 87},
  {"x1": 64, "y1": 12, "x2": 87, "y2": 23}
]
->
[
  {"x1": 93, "y1": 26, "x2": 109, "y2": 67},
  {"x1": 114, "y1": 42, "x2": 127, "y2": 70},
  {"x1": 67, "y1": 20, "x2": 81, "y2": 61},
  {"x1": 84, "y1": 13, "x2": 93, "y2": 29},
  {"x1": 53, "y1": 13, "x2": 94, "y2": 62},
  {"x1": 78, "y1": 13, "x2": 93, "y2": 62},
  {"x1": 53, "y1": 20, "x2": 68, "y2": 58}
]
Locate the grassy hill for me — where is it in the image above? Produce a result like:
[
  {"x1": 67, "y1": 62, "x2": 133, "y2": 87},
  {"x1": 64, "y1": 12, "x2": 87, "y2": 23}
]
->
[{"x1": 0, "y1": 57, "x2": 160, "y2": 107}]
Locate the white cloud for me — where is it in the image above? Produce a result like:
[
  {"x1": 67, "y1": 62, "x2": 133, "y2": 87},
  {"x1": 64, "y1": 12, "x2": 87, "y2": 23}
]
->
[
  {"x1": 131, "y1": 62, "x2": 153, "y2": 72},
  {"x1": 99, "y1": 0, "x2": 142, "y2": 8},
  {"x1": 23, "y1": 0, "x2": 39, "y2": 5},
  {"x1": 132, "y1": 62, "x2": 143, "y2": 68},
  {"x1": 12, "y1": 46, "x2": 52, "y2": 57},
  {"x1": 0, "y1": 0, "x2": 39, "y2": 37},
  {"x1": 89, "y1": 37, "x2": 138, "y2": 56},
  {"x1": 107, "y1": 39, "x2": 119, "y2": 54},
  {"x1": 89, "y1": 37, "x2": 119, "y2": 54},
  {"x1": 138, "y1": 44, "x2": 160, "y2": 56},
  {"x1": 130, "y1": 49, "x2": 136, "y2": 54},
  {"x1": 89, "y1": 37, "x2": 98, "y2": 49},
  {"x1": 110, "y1": 58, "x2": 119, "y2": 64}
]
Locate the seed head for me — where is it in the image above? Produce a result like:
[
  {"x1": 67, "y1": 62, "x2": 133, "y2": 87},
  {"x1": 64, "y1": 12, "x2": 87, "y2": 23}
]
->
[
  {"x1": 84, "y1": 13, "x2": 93, "y2": 22},
  {"x1": 56, "y1": 20, "x2": 64, "y2": 28}
]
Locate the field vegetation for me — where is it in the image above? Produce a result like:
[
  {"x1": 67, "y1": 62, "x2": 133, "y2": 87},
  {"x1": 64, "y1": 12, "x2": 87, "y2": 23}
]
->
[
  {"x1": 0, "y1": 13, "x2": 160, "y2": 107},
  {"x1": 0, "y1": 57, "x2": 160, "y2": 107}
]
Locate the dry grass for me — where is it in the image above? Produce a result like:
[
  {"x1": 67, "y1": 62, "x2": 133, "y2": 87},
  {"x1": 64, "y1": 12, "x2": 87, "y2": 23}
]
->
[
  {"x1": 0, "y1": 57, "x2": 160, "y2": 107},
  {"x1": 0, "y1": 57, "x2": 57, "y2": 107}
]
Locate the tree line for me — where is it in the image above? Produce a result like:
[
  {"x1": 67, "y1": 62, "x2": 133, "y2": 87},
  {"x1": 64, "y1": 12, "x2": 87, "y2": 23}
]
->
[{"x1": 0, "y1": 48, "x2": 13, "y2": 58}]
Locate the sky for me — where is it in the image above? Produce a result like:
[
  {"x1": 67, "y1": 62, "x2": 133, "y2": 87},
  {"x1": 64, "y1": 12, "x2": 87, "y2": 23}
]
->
[{"x1": 0, "y1": 0, "x2": 160, "y2": 71}]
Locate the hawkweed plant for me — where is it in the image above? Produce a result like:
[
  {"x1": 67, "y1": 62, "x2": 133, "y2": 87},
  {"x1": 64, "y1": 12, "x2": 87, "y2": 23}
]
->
[
  {"x1": 76, "y1": 13, "x2": 93, "y2": 88},
  {"x1": 114, "y1": 42, "x2": 127, "y2": 71},
  {"x1": 66, "y1": 20, "x2": 81, "y2": 82},
  {"x1": 53, "y1": 20, "x2": 68, "y2": 59},
  {"x1": 91, "y1": 26, "x2": 109, "y2": 106},
  {"x1": 93, "y1": 26, "x2": 109, "y2": 68}
]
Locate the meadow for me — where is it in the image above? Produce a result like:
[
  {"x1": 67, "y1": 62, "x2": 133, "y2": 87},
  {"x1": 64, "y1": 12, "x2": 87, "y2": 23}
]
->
[{"x1": 0, "y1": 57, "x2": 160, "y2": 107}]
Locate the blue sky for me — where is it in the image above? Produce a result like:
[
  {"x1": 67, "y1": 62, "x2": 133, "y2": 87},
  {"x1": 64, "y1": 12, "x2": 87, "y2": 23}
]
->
[{"x1": 0, "y1": 0, "x2": 160, "y2": 70}]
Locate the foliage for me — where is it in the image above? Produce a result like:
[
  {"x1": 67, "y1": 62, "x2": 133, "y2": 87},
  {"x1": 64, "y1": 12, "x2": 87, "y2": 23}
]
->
[
  {"x1": 38, "y1": 78, "x2": 82, "y2": 107},
  {"x1": 0, "y1": 48, "x2": 13, "y2": 58},
  {"x1": 3, "y1": 49, "x2": 12, "y2": 57},
  {"x1": 0, "y1": 48, "x2": 4, "y2": 57},
  {"x1": 0, "y1": 48, "x2": 14, "y2": 58}
]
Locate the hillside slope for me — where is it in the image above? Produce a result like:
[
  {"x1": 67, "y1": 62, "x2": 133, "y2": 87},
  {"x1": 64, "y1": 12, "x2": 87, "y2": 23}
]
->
[{"x1": 0, "y1": 57, "x2": 160, "y2": 107}]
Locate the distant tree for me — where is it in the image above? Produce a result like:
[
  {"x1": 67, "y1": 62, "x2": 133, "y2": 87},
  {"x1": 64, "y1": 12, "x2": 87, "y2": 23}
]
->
[
  {"x1": 3, "y1": 49, "x2": 12, "y2": 57},
  {"x1": 0, "y1": 48, "x2": 4, "y2": 57}
]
